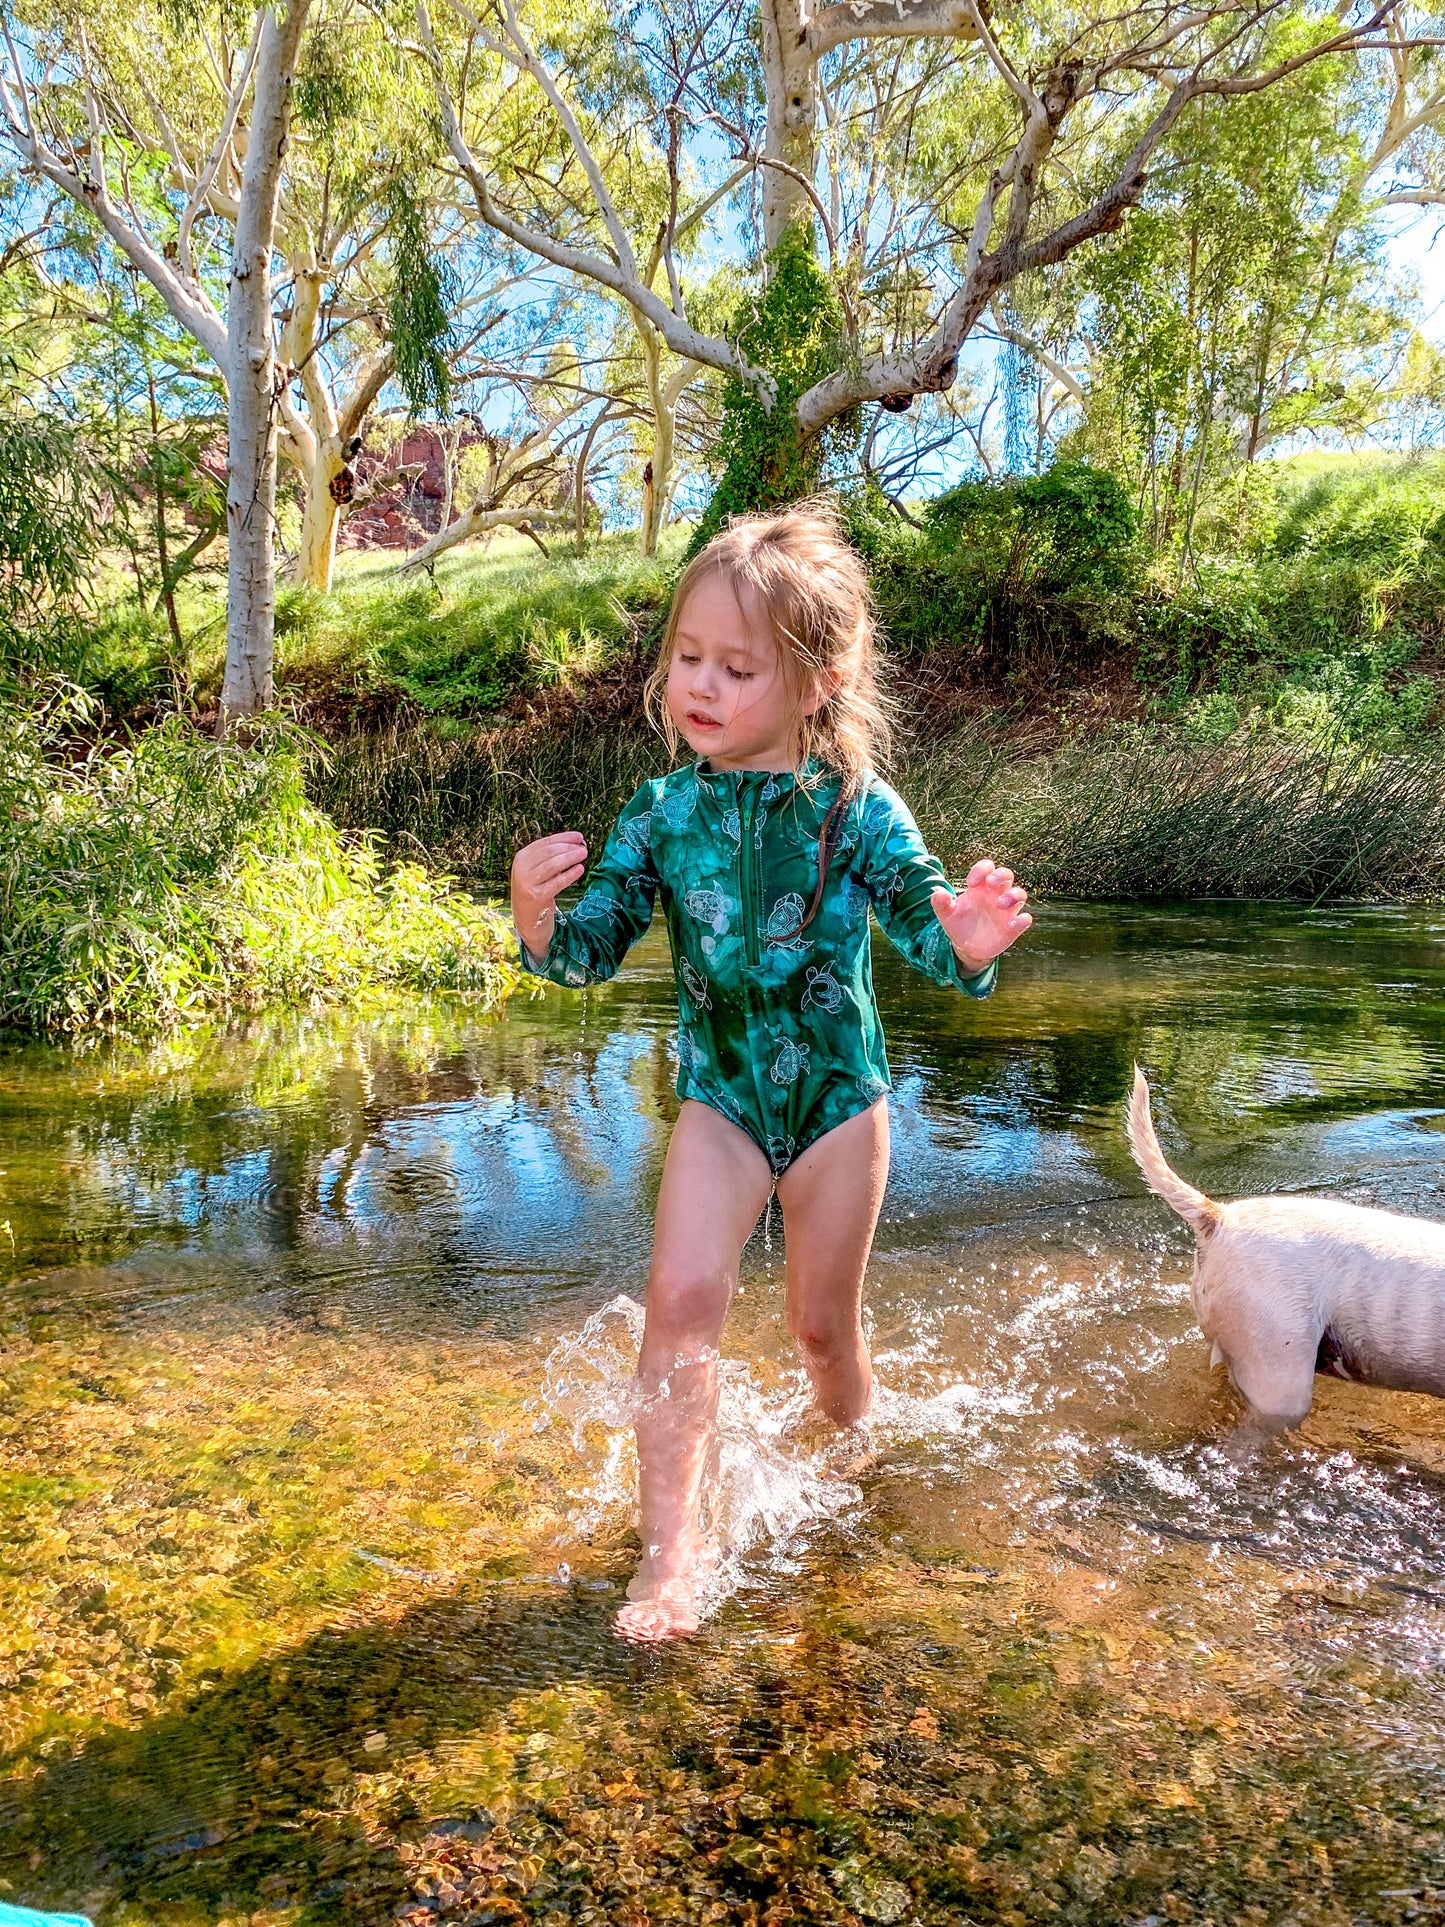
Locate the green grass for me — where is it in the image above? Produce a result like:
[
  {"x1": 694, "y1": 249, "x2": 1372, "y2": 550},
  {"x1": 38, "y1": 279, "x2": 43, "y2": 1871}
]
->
[{"x1": 156, "y1": 531, "x2": 679, "y2": 717}]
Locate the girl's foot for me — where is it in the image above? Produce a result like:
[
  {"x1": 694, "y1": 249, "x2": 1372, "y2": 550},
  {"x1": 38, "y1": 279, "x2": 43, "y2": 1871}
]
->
[
  {"x1": 614, "y1": 1570, "x2": 700, "y2": 1643},
  {"x1": 829, "y1": 1421, "x2": 878, "y2": 1479}
]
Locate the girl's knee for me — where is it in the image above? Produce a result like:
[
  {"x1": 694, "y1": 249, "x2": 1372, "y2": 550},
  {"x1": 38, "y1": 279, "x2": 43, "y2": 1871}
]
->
[
  {"x1": 787, "y1": 1303, "x2": 862, "y2": 1367},
  {"x1": 645, "y1": 1263, "x2": 733, "y2": 1348}
]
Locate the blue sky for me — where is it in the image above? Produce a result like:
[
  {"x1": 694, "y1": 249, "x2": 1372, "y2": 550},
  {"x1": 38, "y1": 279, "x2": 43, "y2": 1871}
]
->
[{"x1": 1383, "y1": 207, "x2": 1445, "y2": 337}]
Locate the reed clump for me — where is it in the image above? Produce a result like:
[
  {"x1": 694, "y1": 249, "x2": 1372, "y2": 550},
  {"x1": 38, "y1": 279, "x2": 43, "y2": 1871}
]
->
[
  {"x1": 0, "y1": 685, "x2": 518, "y2": 1034},
  {"x1": 316, "y1": 709, "x2": 1445, "y2": 902},
  {"x1": 903, "y1": 722, "x2": 1445, "y2": 901},
  {"x1": 313, "y1": 709, "x2": 672, "y2": 884}
]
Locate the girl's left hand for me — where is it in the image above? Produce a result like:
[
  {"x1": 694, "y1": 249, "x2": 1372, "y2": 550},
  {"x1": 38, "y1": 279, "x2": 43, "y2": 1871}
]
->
[{"x1": 930, "y1": 860, "x2": 1032, "y2": 976}]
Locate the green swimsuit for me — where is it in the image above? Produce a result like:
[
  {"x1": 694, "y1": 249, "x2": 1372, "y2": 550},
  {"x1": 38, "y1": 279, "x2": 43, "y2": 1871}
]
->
[{"x1": 517, "y1": 760, "x2": 997, "y2": 1173}]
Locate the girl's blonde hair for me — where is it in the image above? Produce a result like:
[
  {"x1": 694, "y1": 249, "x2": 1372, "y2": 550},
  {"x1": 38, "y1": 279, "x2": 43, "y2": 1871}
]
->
[
  {"x1": 644, "y1": 499, "x2": 894, "y2": 938},
  {"x1": 644, "y1": 498, "x2": 892, "y2": 780}
]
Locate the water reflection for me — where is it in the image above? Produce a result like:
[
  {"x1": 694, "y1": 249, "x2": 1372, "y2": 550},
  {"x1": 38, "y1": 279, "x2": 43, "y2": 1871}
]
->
[{"x1": 3, "y1": 901, "x2": 1445, "y2": 1922}]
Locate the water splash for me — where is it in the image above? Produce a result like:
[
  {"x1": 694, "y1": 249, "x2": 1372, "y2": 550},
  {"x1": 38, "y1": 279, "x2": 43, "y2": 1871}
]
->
[{"x1": 537, "y1": 1295, "x2": 861, "y2": 1617}]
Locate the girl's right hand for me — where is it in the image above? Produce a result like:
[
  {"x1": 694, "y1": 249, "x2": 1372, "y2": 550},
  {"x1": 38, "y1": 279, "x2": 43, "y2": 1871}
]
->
[{"x1": 511, "y1": 831, "x2": 588, "y2": 957}]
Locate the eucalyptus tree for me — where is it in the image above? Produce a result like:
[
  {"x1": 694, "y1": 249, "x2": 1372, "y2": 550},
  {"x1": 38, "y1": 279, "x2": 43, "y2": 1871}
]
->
[
  {"x1": 0, "y1": 0, "x2": 316, "y2": 719},
  {"x1": 1012, "y1": 12, "x2": 1445, "y2": 553},
  {"x1": 415, "y1": 0, "x2": 1412, "y2": 524},
  {"x1": 394, "y1": 330, "x2": 620, "y2": 570},
  {"x1": 0, "y1": 0, "x2": 495, "y2": 721}
]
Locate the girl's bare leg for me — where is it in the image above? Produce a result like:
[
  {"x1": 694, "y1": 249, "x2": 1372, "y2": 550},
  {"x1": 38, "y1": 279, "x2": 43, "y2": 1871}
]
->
[
  {"x1": 776, "y1": 1098, "x2": 890, "y2": 1426},
  {"x1": 615, "y1": 1099, "x2": 773, "y2": 1644}
]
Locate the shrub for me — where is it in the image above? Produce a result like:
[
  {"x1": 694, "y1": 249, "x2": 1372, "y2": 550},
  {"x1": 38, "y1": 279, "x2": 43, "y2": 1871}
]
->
[
  {"x1": 0, "y1": 409, "x2": 98, "y2": 673},
  {"x1": 0, "y1": 685, "x2": 517, "y2": 1033},
  {"x1": 855, "y1": 462, "x2": 1142, "y2": 683}
]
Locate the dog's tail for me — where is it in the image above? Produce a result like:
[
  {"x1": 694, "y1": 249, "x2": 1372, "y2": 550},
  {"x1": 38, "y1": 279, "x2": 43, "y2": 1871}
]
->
[{"x1": 1127, "y1": 1066, "x2": 1220, "y2": 1237}]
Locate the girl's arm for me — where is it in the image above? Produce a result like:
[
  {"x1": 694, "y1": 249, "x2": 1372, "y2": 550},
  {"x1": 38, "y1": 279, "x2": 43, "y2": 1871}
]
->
[
  {"x1": 510, "y1": 783, "x2": 660, "y2": 987},
  {"x1": 857, "y1": 780, "x2": 1028, "y2": 997}
]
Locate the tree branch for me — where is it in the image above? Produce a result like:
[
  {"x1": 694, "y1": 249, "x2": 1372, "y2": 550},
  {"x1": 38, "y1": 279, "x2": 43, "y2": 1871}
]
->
[
  {"x1": 417, "y1": 0, "x2": 776, "y2": 403},
  {"x1": 805, "y1": 0, "x2": 981, "y2": 58}
]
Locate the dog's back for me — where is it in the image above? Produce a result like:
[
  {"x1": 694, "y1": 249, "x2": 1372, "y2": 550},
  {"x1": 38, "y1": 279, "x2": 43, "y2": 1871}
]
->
[{"x1": 1127, "y1": 1067, "x2": 1445, "y2": 1421}]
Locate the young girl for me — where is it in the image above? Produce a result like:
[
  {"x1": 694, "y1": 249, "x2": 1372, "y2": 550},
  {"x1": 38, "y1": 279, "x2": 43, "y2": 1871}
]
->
[{"x1": 511, "y1": 504, "x2": 1032, "y2": 1642}]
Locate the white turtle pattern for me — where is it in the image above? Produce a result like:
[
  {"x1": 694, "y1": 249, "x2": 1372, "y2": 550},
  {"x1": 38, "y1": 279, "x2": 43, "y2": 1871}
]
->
[
  {"x1": 838, "y1": 871, "x2": 870, "y2": 924},
  {"x1": 615, "y1": 808, "x2": 653, "y2": 856},
  {"x1": 656, "y1": 783, "x2": 697, "y2": 831},
  {"x1": 918, "y1": 918, "x2": 949, "y2": 969},
  {"x1": 679, "y1": 955, "x2": 713, "y2": 1010},
  {"x1": 764, "y1": 892, "x2": 809, "y2": 947},
  {"x1": 800, "y1": 962, "x2": 846, "y2": 1013},
  {"x1": 675, "y1": 1027, "x2": 707, "y2": 1078},
  {"x1": 682, "y1": 886, "x2": 732, "y2": 936},
  {"x1": 770, "y1": 1036, "x2": 810, "y2": 1085},
  {"x1": 765, "y1": 1134, "x2": 796, "y2": 1171},
  {"x1": 570, "y1": 889, "x2": 624, "y2": 925}
]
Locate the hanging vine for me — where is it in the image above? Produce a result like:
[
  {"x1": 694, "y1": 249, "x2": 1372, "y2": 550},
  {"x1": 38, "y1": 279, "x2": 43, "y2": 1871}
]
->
[
  {"x1": 386, "y1": 179, "x2": 459, "y2": 420},
  {"x1": 692, "y1": 225, "x2": 860, "y2": 547}
]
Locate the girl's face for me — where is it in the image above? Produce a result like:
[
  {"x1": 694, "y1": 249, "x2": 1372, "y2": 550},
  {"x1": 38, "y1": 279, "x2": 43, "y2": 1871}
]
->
[{"x1": 664, "y1": 572, "x2": 817, "y2": 772}]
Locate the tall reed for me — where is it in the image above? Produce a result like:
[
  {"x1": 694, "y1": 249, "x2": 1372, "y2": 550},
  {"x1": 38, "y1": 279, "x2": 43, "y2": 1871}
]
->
[{"x1": 316, "y1": 710, "x2": 1445, "y2": 903}]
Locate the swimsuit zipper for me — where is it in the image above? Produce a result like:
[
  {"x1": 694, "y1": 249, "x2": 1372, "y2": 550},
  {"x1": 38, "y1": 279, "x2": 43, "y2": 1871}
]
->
[{"x1": 739, "y1": 780, "x2": 760, "y2": 966}]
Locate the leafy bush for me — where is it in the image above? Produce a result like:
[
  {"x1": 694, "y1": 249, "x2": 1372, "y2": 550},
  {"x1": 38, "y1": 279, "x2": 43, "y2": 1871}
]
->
[
  {"x1": 0, "y1": 686, "x2": 517, "y2": 1033},
  {"x1": 852, "y1": 462, "x2": 1141, "y2": 682},
  {"x1": 0, "y1": 409, "x2": 98, "y2": 671}
]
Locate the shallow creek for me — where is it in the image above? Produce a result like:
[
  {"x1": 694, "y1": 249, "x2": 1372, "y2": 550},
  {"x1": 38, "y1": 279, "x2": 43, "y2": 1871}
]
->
[{"x1": 2, "y1": 903, "x2": 1444, "y2": 1926}]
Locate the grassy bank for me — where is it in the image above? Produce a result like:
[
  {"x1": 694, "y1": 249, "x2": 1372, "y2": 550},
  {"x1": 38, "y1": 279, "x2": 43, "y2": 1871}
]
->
[
  {"x1": 68, "y1": 453, "x2": 1445, "y2": 903},
  {"x1": 311, "y1": 709, "x2": 1445, "y2": 901}
]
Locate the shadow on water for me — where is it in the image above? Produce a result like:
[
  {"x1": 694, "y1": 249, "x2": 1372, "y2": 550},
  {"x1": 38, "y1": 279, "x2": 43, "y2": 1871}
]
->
[
  {"x1": 3, "y1": 902, "x2": 1445, "y2": 1922},
  {"x1": 0, "y1": 1580, "x2": 641, "y2": 1919}
]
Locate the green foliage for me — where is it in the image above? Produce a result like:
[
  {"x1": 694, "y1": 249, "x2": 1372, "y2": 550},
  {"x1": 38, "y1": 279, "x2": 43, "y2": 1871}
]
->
[
  {"x1": 1134, "y1": 456, "x2": 1445, "y2": 741},
  {"x1": 0, "y1": 685, "x2": 517, "y2": 1034},
  {"x1": 387, "y1": 180, "x2": 460, "y2": 420},
  {"x1": 1063, "y1": 68, "x2": 1408, "y2": 549},
  {"x1": 854, "y1": 460, "x2": 1140, "y2": 680},
  {"x1": 0, "y1": 408, "x2": 97, "y2": 669},
  {"x1": 294, "y1": 22, "x2": 365, "y2": 137},
  {"x1": 695, "y1": 226, "x2": 859, "y2": 543}
]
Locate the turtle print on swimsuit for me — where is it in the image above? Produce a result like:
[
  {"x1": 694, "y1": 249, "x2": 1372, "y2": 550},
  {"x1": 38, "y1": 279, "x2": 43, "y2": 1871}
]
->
[{"x1": 517, "y1": 759, "x2": 998, "y2": 1173}]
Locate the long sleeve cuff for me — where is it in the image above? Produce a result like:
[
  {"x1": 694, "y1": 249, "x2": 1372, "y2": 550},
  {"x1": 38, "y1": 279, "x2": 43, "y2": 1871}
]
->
[
  {"x1": 513, "y1": 922, "x2": 553, "y2": 975},
  {"x1": 951, "y1": 952, "x2": 999, "y2": 999}
]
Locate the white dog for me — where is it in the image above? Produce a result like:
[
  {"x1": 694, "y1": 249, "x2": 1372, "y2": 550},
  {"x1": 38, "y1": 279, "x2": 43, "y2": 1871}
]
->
[{"x1": 1127, "y1": 1067, "x2": 1445, "y2": 1432}]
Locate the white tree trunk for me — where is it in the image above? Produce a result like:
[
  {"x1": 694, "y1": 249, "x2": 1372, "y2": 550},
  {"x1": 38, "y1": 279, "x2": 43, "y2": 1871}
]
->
[
  {"x1": 637, "y1": 323, "x2": 700, "y2": 555},
  {"x1": 760, "y1": 0, "x2": 819, "y2": 249},
  {"x1": 293, "y1": 449, "x2": 342, "y2": 589},
  {"x1": 279, "y1": 259, "x2": 395, "y2": 594},
  {"x1": 639, "y1": 326, "x2": 667, "y2": 556},
  {"x1": 220, "y1": 0, "x2": 312, "y2": 726}
]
